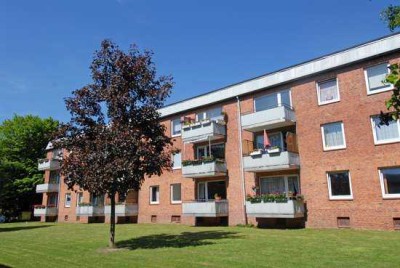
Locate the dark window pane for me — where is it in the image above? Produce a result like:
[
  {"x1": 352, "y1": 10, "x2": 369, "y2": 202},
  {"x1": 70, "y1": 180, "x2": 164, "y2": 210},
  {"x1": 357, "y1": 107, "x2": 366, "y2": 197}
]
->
[
  {"x1": 329, "y1": 172, "x2": 351, "y2": 196},
  {"x1": 382, "y1": 168, "x2": 400, "y2": 194}
]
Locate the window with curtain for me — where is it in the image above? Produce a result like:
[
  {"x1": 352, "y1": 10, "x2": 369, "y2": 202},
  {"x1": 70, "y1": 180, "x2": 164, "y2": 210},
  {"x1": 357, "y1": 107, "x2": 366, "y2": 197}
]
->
[
  {"x1": 318, "y1": 79, "x2": 339, "y2": 104},
  {"x1": 322, "y1": 122, "x2": 346, "y2": 150},
  {"x1": 196, "y1": 144, "x2": 225, "y2": 159},
  {"x1": 379, "y1": 167, "x2": 400, "y2": 196},
  {"x1": 172, "y1": 152, "x2": 182, "y2": 169},
  {"x1": 327, "y1": 171, "x2": 352, "y2": 199},
  {"x1": 254, "y1": 132, "x2": 283, "y2": 149},
  {"x1": 171, "y1": 118, "x2": 181, "y2": 136},
  {"x1": 260, "y1": 177, "x2": 286, "y2": 194},
  {"x1": 372, "y1": 116, "x2": 400, "y2": 143},
  {"x1": 288, "y1": 176, "x2": 300, "y2": 194},
  {"x1": 365, "y1": 63, "x2": 390, "y2": 93},
  {"x1": 170, "y1": 184, "x2": 181, "y2": 203}
]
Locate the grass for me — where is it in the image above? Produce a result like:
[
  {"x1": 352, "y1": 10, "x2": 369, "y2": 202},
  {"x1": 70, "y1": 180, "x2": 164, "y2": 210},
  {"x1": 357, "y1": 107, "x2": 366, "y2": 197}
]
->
[{"x1": 0, "y1": 222, "x2": 400, "y2": 267}]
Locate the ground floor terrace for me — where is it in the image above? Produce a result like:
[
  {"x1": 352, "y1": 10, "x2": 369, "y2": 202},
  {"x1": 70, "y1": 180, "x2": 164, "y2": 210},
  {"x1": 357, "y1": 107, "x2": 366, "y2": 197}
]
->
[{"x1": 0, "y1": 222, "x2": 399, "y2": 268}]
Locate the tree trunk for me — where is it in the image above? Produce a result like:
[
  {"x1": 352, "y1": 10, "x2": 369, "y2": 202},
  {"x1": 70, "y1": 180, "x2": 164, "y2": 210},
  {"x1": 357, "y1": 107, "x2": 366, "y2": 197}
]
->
[{"x1": 109, "y1": 193, "x2": 116, "y2": 248}]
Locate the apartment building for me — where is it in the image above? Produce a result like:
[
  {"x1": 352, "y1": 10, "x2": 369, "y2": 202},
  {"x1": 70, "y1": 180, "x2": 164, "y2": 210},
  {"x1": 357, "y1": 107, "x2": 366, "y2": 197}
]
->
[{"x1": 35, "y1": 33, "x2": 400, "y2": 230}]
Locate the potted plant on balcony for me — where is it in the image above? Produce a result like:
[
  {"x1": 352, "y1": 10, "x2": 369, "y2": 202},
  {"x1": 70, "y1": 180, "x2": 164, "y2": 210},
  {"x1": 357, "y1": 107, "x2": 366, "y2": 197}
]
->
[
  {"x1": 266, "y1": 146, "x2": 281, "y2": 154},
  {"x1": 214, "y1": 193, "x2": 222, "y2": 201},
  {"x1": 250, "y1": 148, "x2": 263, "y2": 156}
]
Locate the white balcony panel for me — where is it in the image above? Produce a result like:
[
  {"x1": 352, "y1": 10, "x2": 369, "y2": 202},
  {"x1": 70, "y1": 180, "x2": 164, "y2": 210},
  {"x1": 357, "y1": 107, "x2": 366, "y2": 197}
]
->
[
  {"x1": 38, "y1": 159, "x2": 60, "y2": 171},
  {"x1": 76, "y1": 206, "x2": 105, "y2": 216},
  {"x1": 182, "y1": 161, "x2": 227, "y2": 178},
  {"x1": 182, "y1": 200, "x2": 229, "y2": 217},
  {"x1": 105, "y1": 204, "x2": 138, "y2": 216},
  {"x1": 244, "y1": 151, "x2": 299, "y2": 172},
  {"x1": 246, "y1": 200, "x2": 305, "y2": 218},
  {"x1": 182, "y1": 120, "x2": 226, "y2": 143},
  {"x1": 241, "y1": 106, "x2": 296, "y2": 132},
  {"x1": 36, "y1": 183, "x2": 59, "y2": 193},
  {"x1": 34, "y1": 207, "x2": 58, "y2": 217}
]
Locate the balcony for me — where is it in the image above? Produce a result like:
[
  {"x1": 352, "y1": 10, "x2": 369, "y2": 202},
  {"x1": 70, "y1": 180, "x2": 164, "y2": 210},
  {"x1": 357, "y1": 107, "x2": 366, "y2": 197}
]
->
[
  {"x1": 246, "y1": 200, "x2": 305, "y2": 218},
  {"x1": 182, "y1": 120, "x2": 226, "y2": 143},
  {"x1": 182, "y1": 160, "x2": 227, "y2": 178},
  {"x1": 36, "y1": 183, "x2": 59, "y2": 193},
  {"x1": 105, "y1": 204, "x2": 138, "y2": 216},
  {"x1": 241, "y1": 106, "x2": 295, "y2": 132},
  {"x1": 243, "y1": 151, "x2": 299, "y2": 172},
  {"x1": 38, "y1": 159, "x2": 60, "y2": 171},
  {"x1": 76, "y1": 206, "x2": 105, "y2": 216},
  {"x1": 33, "y1": 206, "x2": 58, "y2": 217},
  {"x1": 182, "y1": 200, "x2": 229, "y2": 217}
]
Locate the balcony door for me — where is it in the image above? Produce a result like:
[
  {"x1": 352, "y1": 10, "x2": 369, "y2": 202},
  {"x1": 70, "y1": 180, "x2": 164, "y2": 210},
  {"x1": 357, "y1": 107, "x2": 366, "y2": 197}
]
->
[
  {"x1": 254, "y1": 90, "x2": 291, "y2": 112},
  {"x1": 196, "y1": 143, "x2": 225, "y2": 159},
  {"x1": 47, "y1": 193, "x2": 58, "y2": 207},
  {"x1": 90, "y1": 194, "x2": 104, "y2": 206},
  {"x1": 259, "y1": 175, "x2": 300, "y2": 195},
  {"x1": 198, "y1": 181, "x2": 227, "y2": 201},
  {"x1": 254, "y1": 132, "x2": 283, "y2": 149}
]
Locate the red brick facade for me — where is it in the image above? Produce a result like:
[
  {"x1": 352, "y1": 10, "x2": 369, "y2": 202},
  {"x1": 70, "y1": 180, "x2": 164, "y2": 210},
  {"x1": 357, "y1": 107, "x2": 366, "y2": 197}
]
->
[{"x1": 36, "y1": 36, "x2": 400, "y2": 230}]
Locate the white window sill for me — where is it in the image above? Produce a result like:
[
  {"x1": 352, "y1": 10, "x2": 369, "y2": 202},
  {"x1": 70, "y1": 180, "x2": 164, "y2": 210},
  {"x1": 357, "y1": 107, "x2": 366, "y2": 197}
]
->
[
  {"x1": 374, "y1": 139, "x2": 400, "y2": 146},
  {"x1": 171, "y1": 201, "x2": 182, "y2": 204},
  {"x1": 323, "y1": 145, "x2": 346, "y2": 151},
  {"x1": 318, "y1": 99, "x2": 340, "y2": 106},
  {"x1": 150, "y1": 202, "x2": 159, "y2": 205},
  {"x1": 329, "y1": 196, "x2": 353, "y2": 201},
  {"x1": 382, "y1": 195, "x2": 400, "y2": 199},
  {"x1": 172, "y1": 167, "x2": 182, "y2": 170},
  {"x1": 367, "y1": 86, "x2": 394, "y2": 96},
  {"x1": 171, "y1": 134, "x2": 181, "y2": 138}
]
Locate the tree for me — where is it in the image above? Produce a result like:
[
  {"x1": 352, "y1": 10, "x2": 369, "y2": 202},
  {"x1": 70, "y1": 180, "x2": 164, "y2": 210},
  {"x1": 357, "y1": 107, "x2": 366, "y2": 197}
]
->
[
  {"x1": 0, "y1": 115, "x2": 59, "y2": 219},
  {"x1": 379, "y1": 4, "x2": 400, "y2": 124},
  {"x1": 55, "y1": 40, "x2": 175, "y2": 248}
]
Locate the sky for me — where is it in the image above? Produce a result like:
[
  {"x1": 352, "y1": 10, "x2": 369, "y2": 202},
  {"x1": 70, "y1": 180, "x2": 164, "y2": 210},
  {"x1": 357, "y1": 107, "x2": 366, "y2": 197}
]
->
[{"x1": 0, "y1": 0, "x2": 399, "y2": 123}]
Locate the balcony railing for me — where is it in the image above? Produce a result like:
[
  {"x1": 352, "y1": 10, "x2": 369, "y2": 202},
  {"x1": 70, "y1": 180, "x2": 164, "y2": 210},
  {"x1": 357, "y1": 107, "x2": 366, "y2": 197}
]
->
[
  {"x1": 243, "y1": 151, "x2": 300, "y2": 172},
  {"x1": 182, "y1": 120, "x2": 226, "y2": 143},
  {"x1": 246, "y1": 200, "x2": 305, "y2": 218},
  {"x1": 33, "y1": 206, "x2": 58, "y2": 217},
  {"x1": 241, "y1": 105, "x2": 296, "y2": 132},
  {"x1": 36, "y1": 183, "x2": 59, "y2": 193},
  {"x1": 182, "y1": 160, "x2": 227, "y2": 178},
  {"x1": 105, "y1": 204, "x2": 138, "y2": 216},
  {"x1": 76, "y1": 206, "x2": 105, "y2": 216},
  {"x1": 182, "y1": 200, "x2": 229, "y2": 217},
  {"x1": 38, "y1": 159, "x2": 60, "y2": 171}
]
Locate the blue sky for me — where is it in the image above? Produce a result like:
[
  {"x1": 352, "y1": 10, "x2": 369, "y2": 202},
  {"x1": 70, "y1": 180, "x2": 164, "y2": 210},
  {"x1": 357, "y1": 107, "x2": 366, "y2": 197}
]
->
[{"x1": 0, "y1": 0, "x2": 398, "y2": 123}]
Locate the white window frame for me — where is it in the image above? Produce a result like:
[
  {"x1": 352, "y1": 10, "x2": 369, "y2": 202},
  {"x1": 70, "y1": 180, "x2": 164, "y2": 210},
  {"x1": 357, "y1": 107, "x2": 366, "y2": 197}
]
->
[
  {"x1": 370, "y1": 116, "x2": 400, "y2": 145},
  {"x1": 379, "y1": 167, "x2": 400, "y2": 199},
  {"x1": 172, "y1": 152, "x2": 182, "y2": 170},
  {"x1": 258, "y1": 175, "x2": 300, "y2": 195},
  {"x1": 150, "y1": 186, "x2": 160, "y2": 204},
  {"x1": 76, "y1": 192, "x2": 83, "y2": 207},
  {"x1": 171, "y1": 118, "x2": 181, "y2": 137},
  {"x1": 364, "y1": 63, "x2": 393, "y2": 95},
  {"x1": 321, "y1": 122, "x2": 347, "y2": 151},
  {"x1": 170, "y1": 183, "x2": 182, "y2": 204},
  {"x1": 326, "y1": 171, "x2": 353, "y2": 200},
  {"x1": 65, "y1": 193, "x2": 71, "y2": 208},
  {"x1": 316, "y1": 78, "x2": 340, "y2": 106},
  {"x1": 253, "y1": 89, "x2": 292, "y2": 112}
]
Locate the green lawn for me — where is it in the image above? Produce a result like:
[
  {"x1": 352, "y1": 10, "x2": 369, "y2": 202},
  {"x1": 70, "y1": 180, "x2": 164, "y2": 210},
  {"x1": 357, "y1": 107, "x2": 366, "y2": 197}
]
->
[{"x1": 0, "y1": 222, "x2": 399, "y2": 267}]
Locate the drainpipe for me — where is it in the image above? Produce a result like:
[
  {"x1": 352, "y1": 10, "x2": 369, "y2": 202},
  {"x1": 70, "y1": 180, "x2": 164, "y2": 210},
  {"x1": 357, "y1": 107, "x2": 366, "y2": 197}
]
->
[{"x1": 236, "y1": 96, "x2": 248, "y2": 225}]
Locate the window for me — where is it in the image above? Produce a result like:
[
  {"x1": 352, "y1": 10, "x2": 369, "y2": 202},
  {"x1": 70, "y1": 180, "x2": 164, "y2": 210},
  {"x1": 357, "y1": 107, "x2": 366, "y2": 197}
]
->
[
  {"x1": 198, "y1": 181, "x2": 227, "y2": 201},
  {"x1": 196, "y1": 107, "x2": 223, "y2": 122},
  {"x1": 65, "y1": 193, "x2": 71, "y2": 208},
  {"x1": 90, "y1": 194, "x2": 104, "y2": 206},
  {"x1": 254, "y1": 132, "x2": 283, "y2": 149},
  {"x1": 327, "y1": 171, "x2": 353, "y2": 200},
  {"x1": 171, "y1": 118, "x2": 181, "y2": 137},
  {"x1": 49, "y1": 171, "x2": 60, "y2": 184},
  {"x1": 47, "y1": 193, "x2": 58, "y2": 206},
  {"x1": 150, "y1": 186, "x2": 160, "y2": 204},
  {"x1": 259, "y1": 176, "x2": 300, "y2": 195},
  {"x1": 170, "y1": 184, "x2": 182, "y2": 204},
  {"x1": 196, "y1": 143, "x2": 225, "y2": 159},
  {"x1": 371, "y1": 116, "x2": 400, "y2": 144},
  {"x1": 365, "y1": 63, "x2": 392, "y2": 94},
  {"x1": 172, "y1": 152, "x2": 182, "y2": 169},
  {"x1": 77, "y1": 192, "x2": 83, "y2": 206},
  {"x1": 321, "y1": 122, "x2": 346, "y2": 151},
  {"x1": 254, "y1": 90, "x2": 291, "y2": 112},
  {"x1": 317, "y1": 79, "x2": 340, "y2": 105},
  {"x1": 379, "y1": 167, "x2": 400, "y2": 199}
]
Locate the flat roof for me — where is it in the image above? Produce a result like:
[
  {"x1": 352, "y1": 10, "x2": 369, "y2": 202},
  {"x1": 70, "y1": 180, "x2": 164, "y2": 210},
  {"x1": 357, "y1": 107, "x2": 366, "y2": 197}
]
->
[{"x1": 159, "y1": 32, "x2": 400, "y2": 118}]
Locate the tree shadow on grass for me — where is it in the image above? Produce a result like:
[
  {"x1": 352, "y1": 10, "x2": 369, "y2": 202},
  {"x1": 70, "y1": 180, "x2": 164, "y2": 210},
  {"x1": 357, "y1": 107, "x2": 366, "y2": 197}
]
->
[
  {"x1": 116, "y1": 230, "x2": 239, "y2": 250},
  {"x1": 0, "y1": 225, "x2": 52, "y2": 233}
]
